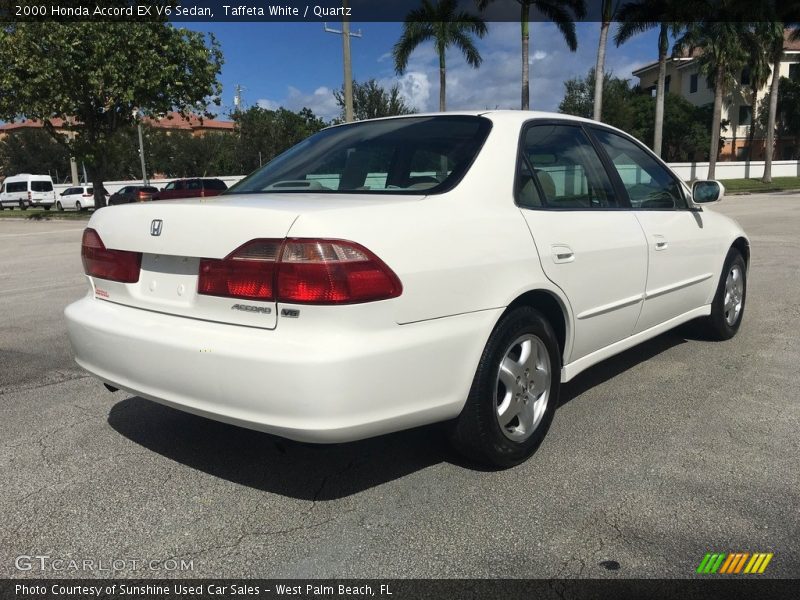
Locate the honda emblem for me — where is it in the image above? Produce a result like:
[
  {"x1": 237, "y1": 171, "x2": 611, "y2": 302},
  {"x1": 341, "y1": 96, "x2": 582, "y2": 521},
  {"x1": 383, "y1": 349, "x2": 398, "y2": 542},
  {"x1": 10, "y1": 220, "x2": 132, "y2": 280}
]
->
[{"x1": 150, "y1": 219, "x2": 163, "y2": 236}]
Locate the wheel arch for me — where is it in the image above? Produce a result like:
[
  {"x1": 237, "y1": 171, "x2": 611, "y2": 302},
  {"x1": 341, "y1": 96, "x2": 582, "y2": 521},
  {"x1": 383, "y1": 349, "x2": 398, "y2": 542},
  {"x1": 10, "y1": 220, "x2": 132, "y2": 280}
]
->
[
  {"x1": 731, "y1": 236, "x2": 750, "y2": 268},
  {"x1": 503, "y1": 289, "x2": 572, "y2": 366}
]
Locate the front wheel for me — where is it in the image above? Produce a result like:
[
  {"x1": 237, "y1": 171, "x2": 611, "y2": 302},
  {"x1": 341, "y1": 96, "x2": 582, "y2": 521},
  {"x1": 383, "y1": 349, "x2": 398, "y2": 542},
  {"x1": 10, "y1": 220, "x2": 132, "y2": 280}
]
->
[
  {"x1": 703, "y1": 248, "x2": 747, "y2": 340},
  {"x1": 448, "y1": 306, "x2": 560, "y2": 468},
  {"x1": 75, "y1": 200, "x2": 82, "y2": 212}
]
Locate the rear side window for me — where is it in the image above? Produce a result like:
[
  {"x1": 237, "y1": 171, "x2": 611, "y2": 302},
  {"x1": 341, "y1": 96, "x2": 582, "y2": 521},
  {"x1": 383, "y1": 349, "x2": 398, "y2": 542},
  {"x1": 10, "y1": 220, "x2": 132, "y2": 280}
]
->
[
  {"x1": 591, "y1": 128, "x2": 687, "y2": 209},
  {"x1": 202, "y1": 179, "x2": 227, "y2": 190},
  {"x1": 517, "y1": 124, "x2": 617, "y2": 209},
  {"x1": 31, "y1": 181, "x2": 53, "y2": 192},
  {"x1": 227, "y1": 116, "x2": 492, "y2": 195}
]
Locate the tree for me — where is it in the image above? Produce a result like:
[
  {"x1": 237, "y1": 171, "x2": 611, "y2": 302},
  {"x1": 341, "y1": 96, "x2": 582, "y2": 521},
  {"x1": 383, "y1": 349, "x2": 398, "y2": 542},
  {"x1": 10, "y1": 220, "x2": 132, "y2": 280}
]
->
[
  {"x1": 614, "y1": 0, "x2": 688, "y2": 158},
  {"x1": 740, "y1": 23, "x2": 781, "y2": 163},
  {"x1": 558, "y1": 68, "x2": 637, "y2": 131},
  {"x1": 233, "y1": 106, "x2": 327, "y2": 174},
  {"x1": 0, "y1": 20, "x2": 222, "y2": 206},
  {"x1": 0, "y1": 129, "x2": 70, "y2": 181},
  {"x1": 393, "y1": 0, "x2": 487, "y2": 112},
  {"x1": 334, "y1": 79, "x2": 416, "y2": 121},
  {"x1": 758, "y1": 76, "x2": 800, "y2": 161},
  {"x1": 593, "y1": 0, "x2": 621, "y2": 121},
  {"x1": 763, "y1": 27, "x2": 796, "y2": 182},
  {"x1": 673, "y1": 15, "x2": 749, "y2": 178},
  {"x1": 478, "y1": 0, "x2": 585, "y2": 110}
]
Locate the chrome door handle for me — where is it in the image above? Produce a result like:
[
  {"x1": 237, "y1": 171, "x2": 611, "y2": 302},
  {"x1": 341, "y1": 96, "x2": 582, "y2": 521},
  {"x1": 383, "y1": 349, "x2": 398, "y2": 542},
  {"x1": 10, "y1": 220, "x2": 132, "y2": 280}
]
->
[
  {"x1": 653, "y1": 235, "x2": 668, "y2": 251},
  {"x1": 551, "y1": 244, "x2": 575, "y2": 263}
]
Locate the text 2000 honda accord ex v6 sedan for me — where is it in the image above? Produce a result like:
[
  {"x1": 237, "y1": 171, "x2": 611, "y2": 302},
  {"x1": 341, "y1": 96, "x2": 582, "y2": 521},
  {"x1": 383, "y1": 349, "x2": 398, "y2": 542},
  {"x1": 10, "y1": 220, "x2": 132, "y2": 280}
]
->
[{"x1": 65, "y1": 112, "x2": 749, "y2": 467}]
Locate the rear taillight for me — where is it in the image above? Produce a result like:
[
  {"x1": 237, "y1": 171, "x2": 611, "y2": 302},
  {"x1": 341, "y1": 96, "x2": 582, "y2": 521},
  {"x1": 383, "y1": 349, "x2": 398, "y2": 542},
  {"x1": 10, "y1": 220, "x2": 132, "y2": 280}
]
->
[
  {"x1": 81, "y1": 228, "x2": 142, "y2": 283},
  {"x1": 198, "y1": 239, "x2": 402, "y2": 305}
]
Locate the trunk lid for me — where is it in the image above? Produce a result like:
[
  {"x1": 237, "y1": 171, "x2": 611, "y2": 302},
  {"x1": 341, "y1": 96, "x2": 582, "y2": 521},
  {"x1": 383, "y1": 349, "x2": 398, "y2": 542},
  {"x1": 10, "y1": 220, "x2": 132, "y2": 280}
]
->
[{"x1": 85, "y1": 194, "x2": 421, "y2": 329}]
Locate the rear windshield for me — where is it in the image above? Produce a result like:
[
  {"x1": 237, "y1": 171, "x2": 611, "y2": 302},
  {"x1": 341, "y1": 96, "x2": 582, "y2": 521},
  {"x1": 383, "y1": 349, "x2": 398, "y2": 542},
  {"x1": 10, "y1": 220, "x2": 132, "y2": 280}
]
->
[
  {"x1": 202, "y1": 179, "x2": 227, "y2": 190},
  {"x1": 31, "y1": 181, "x2": 53, "y2": 192},
  {"x1": 226, "y1": 116, "x2": 492, "y2": 195},
  {"x1": 141, "y1": 186, "x2": 158, "y2": 193}
]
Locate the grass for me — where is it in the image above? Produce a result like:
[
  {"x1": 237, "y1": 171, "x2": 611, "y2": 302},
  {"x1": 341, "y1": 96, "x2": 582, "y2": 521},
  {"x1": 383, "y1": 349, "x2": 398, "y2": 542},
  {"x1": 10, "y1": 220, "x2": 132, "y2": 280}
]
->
[
  {"x1": 0, "y1": 208, "x2": 92, "y2": 220},
  {"x1": 719, "y1": 176, "x2": 800, "y2": 194}
]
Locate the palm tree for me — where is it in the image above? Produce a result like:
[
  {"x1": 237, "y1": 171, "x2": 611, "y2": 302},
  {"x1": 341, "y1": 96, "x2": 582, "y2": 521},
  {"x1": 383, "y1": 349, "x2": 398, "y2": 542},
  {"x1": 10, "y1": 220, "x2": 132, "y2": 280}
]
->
[
  {"x1": 614, "y1": 0, "x2": 686, "y2": 158},
  {"x1": 478, "y1": 0, "x2": 586, "y2": 110},
  {"x1": 394, "y1": 0, "x2": 487, "y2": 112},
  {"x1": 740, "y1": 23, "x2": 780, "y2": 166},
  {"x1": 763, "y1": 27, "x2": 795, "y2": 183},
  {"x1": 673, "y1": 19, "x2": 749, "y2": 178},
  {"x1": 593, "y1": 0, "x2": 621, "y2": 121}
]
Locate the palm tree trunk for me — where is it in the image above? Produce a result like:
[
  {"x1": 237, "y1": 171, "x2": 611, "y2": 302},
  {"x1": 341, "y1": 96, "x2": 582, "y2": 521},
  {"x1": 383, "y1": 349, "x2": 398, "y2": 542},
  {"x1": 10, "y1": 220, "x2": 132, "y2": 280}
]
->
[
  {"x1": 762, "y1": 56, "x2": 780, "y2": 183},
  {"x1": 439, "y1": 51, "x2": 446, "y2": 112},
  {"x1": 708, "y1": 64, "x2": 724, "y2": 179},
  {"x1": 521, "y1": 3, "x2": 530, "y2": 110},
  {"x1": 653, "y1": 24, "x2": 668, "y2": 158},
  {"x1": 593, "y1": 20, "x2": 610, "y2": 121}
]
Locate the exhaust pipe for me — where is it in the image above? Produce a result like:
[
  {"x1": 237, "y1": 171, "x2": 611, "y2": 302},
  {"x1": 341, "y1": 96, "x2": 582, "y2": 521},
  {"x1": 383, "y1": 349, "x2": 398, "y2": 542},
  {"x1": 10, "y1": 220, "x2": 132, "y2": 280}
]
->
[{"x1": 103, "y1": 383, "x2": 119, "y2": 393}]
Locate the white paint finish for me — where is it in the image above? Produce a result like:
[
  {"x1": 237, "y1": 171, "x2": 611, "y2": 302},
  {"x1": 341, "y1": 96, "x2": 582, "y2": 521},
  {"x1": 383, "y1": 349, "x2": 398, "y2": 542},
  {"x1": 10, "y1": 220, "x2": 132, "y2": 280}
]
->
[
  {"x1": 64, "y1": 111, "x2": 750, "y2": 444},
  {"x1": 632, "y1": 210, "x2": 723, "y2": 333},
  {"x1": 520, "y1": 210, "x2": 648, "y2": 362}
]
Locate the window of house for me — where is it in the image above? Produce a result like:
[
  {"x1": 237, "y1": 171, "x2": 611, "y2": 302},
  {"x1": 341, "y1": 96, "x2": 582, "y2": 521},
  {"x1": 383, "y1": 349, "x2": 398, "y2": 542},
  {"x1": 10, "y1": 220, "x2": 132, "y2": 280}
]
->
[
  {"x1": 738, "y1": 105, "x2": 753, "y2": 127},
  {"x1": 665, "y1": 75, "x2": 671, "y2": 94},
  {"x1": 690, "y1": 74, "x2": 698, "y2": 93},
  {"x1": 706, "y1": 76, "x2": 713, "y2": 89},
  {"x1": 741, "y1": 67, "x2": 751, "y2": 86},
  {"x1": 789, "y1": 63, "x2": 800, "y2": 81}
]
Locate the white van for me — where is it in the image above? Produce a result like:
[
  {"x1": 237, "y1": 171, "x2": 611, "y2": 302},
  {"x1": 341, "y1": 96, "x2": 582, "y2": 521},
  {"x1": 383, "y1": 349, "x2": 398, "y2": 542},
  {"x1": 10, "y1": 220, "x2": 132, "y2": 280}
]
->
[{"x1": 0, "y1": 174, "x2": 57, "y2": 210}]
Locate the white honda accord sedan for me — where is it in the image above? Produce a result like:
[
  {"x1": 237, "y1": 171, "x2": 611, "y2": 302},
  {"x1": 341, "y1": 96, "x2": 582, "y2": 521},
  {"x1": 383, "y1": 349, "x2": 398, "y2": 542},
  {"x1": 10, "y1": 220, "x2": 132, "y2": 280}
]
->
[{"x1": 65, "y1": 112, "x2": 748, "y2": 467}]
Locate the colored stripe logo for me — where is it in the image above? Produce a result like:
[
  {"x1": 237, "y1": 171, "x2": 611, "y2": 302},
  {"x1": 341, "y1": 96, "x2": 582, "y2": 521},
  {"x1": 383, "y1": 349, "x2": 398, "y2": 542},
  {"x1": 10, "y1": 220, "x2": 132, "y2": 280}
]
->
[{"x1": 697, "y1": 552, "x2": 773, "y2": 574}]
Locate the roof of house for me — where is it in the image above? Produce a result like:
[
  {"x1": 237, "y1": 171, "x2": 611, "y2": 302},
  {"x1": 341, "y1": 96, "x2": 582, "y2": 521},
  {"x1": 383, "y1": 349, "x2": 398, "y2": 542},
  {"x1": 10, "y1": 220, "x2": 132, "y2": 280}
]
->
[{"x1": 0, "y1": 111, "x2": 234, "y2": 133}]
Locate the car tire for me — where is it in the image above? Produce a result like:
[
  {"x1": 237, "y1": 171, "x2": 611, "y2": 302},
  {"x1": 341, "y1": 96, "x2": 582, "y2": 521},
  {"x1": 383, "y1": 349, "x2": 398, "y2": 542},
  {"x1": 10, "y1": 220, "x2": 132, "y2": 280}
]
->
[
  {"x1": 448, "y1": 306, "x2": 560, "y2": 468},
  {"x1": 703, "y1": 247, "x2": 747, "y2": 341},
  {"x1": 43, "y1": 205, "x2": 51, "y2": 211},
  {"x1": 75, "y1": 201, "x2": 82, "y2": 212},
  {"x1": 57, "y1": 201, "x2": 63, "y2": 211},
  {"x1": 19, "y1": 201, "x2": 27, "y2": 211}
]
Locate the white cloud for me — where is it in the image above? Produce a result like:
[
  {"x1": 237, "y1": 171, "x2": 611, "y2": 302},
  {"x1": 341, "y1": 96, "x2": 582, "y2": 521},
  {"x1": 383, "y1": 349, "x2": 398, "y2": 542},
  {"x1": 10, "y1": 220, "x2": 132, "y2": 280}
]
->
[
  {"x1": 256, "y1": 85, "x2": 340, "y2": 120},
  {"x1": 381, "y1": 72, "x2": 431, "y2": 111}
]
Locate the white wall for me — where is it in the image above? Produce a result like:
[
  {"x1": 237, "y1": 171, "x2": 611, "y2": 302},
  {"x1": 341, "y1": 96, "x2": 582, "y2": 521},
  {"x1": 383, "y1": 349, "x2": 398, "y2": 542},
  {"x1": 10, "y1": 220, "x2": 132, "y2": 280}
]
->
[{"x1": 668, "y1": 160, "x2": 800, "y2": 181}]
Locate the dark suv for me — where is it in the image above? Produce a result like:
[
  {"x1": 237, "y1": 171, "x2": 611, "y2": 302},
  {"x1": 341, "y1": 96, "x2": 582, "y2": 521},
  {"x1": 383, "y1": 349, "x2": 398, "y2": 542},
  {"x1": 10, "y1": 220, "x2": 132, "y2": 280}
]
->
[
  {"x1": 108, "y1": 185, "x2": 159, "y2": 205},
  {"x1": 155, "y1": 178, "x2": 228, "y2": 200}
]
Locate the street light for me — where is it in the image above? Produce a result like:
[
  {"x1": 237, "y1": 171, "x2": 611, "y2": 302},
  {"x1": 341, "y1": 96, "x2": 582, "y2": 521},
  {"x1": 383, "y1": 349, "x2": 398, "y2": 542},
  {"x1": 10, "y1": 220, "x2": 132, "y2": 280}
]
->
[{"x1": 132, "y1": 108, "x2": 149, "y2": 185}]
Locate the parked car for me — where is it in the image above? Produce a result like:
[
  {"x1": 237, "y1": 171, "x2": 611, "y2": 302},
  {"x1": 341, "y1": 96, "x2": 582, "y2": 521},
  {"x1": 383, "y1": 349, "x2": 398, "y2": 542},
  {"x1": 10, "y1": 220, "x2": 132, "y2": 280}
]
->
[
  {"x1": 108, "y1": 185, "x2": 159, "y2": 206},
  {"x1": 65, "y1": 112, "x2": 749, "y2": 467},
  {"x1": 57, "y1": 185, "x2": 108, "y2": 211},
  {"x1": 155, "y1": 178, "x2": 227, "y2": 200},
  {"x1": 0, "y1": 174, "x2": 56, "y2": 210}
]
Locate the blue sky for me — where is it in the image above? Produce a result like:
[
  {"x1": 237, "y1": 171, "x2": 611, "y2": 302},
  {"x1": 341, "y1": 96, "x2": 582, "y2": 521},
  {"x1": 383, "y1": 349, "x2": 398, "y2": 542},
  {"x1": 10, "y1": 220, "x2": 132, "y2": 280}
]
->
[{"x1": 187, "y1": 21, "x2": 659, "y2": 120}]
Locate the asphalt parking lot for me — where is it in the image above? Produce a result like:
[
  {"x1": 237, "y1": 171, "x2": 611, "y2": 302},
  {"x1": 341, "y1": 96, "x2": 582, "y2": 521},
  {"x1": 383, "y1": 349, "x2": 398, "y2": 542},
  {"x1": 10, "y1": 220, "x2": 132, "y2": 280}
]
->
[{"x1": 1, "y1": 193, "x2": 798, "y2": 579}]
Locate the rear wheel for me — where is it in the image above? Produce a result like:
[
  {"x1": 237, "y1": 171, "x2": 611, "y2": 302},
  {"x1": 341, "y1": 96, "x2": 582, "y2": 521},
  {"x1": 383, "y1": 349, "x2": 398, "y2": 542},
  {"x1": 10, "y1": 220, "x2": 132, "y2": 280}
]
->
[
  {"x1": 56, "y1": 201, "x2": 63, "y2": 211},
  {"x1": 43, "y1": 205, "x2": 51, "y2": 211},
  {"x1": 703, "y1": 248, "x2": 746, "y2": 340},
  {"x1": 19, "y1": 200, "x2": 27, "y2": 211},
  {"x1": 449, "y1": 306, "x2": 560, "y2": 468}
]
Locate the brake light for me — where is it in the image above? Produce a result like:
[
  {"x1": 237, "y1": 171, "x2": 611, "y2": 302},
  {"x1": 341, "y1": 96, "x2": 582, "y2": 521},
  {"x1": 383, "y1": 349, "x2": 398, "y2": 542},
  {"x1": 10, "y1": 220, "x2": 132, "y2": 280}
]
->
[
  {"x1": 198, "y1": 239, "x2": 402, "y2": 304},
  {"x1": 81, "y1": 228, "x2": 142, "y2": 283}
]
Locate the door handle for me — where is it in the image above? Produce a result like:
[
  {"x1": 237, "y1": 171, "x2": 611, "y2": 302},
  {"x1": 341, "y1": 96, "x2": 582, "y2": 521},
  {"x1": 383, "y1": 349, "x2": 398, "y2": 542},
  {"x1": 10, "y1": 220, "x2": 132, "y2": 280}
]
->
[
  {"x1": 551, "y1": 244, "x2": 575, "y2": 263},
  {"x1": 653, "y1": 235, "x2": 668, "y2": 251}
]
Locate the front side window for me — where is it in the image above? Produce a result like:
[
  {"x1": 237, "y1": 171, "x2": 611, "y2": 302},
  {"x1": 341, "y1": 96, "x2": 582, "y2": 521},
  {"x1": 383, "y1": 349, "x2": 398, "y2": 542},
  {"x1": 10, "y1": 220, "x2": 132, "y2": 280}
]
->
[
  {"x1": 517, "y1": 124, "x2": 618, "y2": 209},
  {"x1": 8, "y1": 182, "x2": 26, "y2": 193},
  {"x1": 226, "y1": 116, "x2": 491, "y2": 195},
  {"x1": 592, "y1": 128, "x2": 686, "y2": 209}
]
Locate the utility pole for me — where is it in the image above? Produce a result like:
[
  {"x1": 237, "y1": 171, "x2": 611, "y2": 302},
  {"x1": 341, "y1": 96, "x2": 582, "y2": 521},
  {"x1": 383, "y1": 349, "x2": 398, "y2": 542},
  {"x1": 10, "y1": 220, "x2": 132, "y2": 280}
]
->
[
  {"x1": 233, "y1": 84, "x2": 245, "y2": 113},
  {"x1": 324, "y1": 0, "x2": 362, "y2": 122},
  {"x1": 133, "y1": 109, "x2": 148, "y2": 185}
]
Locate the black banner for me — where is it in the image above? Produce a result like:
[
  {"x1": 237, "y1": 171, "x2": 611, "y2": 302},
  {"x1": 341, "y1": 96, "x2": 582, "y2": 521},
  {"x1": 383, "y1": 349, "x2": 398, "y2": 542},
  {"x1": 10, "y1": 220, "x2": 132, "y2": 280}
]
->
[
  {"x1": 3, "y1": 580, "x2": 800, "y2": 600},
  {"x1": 2, "y1": 0, "x2": 800, "y2": 23}
]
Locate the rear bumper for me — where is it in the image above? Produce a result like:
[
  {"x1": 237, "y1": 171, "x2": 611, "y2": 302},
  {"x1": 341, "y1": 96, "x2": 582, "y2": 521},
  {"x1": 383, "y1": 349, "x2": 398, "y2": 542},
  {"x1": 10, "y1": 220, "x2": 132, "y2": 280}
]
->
[{"x1": 65, "y1": 296, "x2": 500, "y2": 442}]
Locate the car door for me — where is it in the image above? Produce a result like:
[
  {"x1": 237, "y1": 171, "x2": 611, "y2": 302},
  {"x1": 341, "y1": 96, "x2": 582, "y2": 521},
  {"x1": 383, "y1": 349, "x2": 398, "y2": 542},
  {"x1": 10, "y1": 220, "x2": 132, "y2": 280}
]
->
[
  {"x1": 589, "y1": 127, "x2": 720, "y2": 333},
  {"x1": 159, "y1": 181, "x2": 181, "y2": 200},
  {"x1": 516, "y1": 122, "x2": 648, "y2": 362},
  {"x1": 184, "y1": 179, "x2": 203, "y2": 198},
  {"x1": 60, "y1": 187, "x2": 77, "y2": 209}
]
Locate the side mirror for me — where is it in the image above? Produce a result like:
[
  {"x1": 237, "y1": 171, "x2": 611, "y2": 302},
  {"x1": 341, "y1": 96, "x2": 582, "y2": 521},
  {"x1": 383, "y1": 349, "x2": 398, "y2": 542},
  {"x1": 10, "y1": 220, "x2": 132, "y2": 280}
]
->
[{"x1": 692, "y1": 180, "x2": 724, "y2": 204}]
